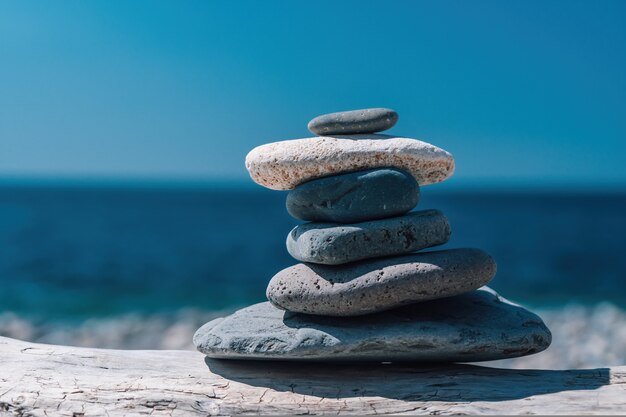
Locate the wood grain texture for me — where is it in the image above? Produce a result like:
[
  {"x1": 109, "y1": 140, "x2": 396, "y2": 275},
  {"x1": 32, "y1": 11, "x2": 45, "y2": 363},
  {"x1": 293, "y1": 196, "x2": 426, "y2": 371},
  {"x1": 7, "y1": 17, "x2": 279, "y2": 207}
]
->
[{"x1": 0, "y1": 336, "x2": 624, "y2": 416}]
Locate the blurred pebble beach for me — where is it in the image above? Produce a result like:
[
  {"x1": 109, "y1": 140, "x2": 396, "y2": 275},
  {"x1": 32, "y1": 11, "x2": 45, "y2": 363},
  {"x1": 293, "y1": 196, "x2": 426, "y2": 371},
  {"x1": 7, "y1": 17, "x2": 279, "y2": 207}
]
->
[{"x1": 1, "y1": 303, "x2": 625, "y2": 369}]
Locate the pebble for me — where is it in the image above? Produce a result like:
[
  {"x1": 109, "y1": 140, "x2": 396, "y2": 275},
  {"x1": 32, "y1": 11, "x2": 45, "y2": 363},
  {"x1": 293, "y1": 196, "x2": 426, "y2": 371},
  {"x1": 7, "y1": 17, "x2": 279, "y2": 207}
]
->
[
  {"x1": 267, "y1": 248, "x2": 496, "y2": 316},
  {"x1": 286, "y1": 210, "x2": 450, "y2": 265},
  {"x1": 286, "y1": 168, "x2": 419, "y2": 223},
  {"x1": 245, "y1": 135, "x2": 454, "y2": 190},
  {"x1": 193, "y1": 287, "x2": 551, "y2": 362},
  {"x1": 307, "y1": 108, "x2": 398, "y2": 135}
]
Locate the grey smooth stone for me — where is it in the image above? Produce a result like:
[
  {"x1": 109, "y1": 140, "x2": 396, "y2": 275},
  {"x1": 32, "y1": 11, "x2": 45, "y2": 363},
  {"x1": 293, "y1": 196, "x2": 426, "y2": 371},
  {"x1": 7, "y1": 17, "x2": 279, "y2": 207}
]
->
[
  {"x1": 193, "y1": 287, "x2": 552, "y2": 362},
  {"x1": 286, "y1": 210, "x2": 451, "y2": 265},
  {"x1": 286, "y1": 168, "x2": 419, "y2": 223},
  {"x1": 307, "y1": 108, "x2": 398, "y2": 135},
  {"x1": 269, "y1": 248, "x2": 496, "y2": 316}
]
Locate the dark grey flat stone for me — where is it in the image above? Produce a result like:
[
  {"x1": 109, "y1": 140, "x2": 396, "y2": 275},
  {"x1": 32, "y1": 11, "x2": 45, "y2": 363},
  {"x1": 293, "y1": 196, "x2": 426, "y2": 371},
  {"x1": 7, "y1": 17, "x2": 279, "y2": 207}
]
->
[
  {"x1": 286, "y1": 210, "x2": 450, "y2": 265},
  {"x1": 286, "y1": 168, "x2": 419, "y2": 223},
  {"x1": 268, "y1": 248, "x2": 496, "y2": 316},
  {"x1": 193, "y1": 287, "x2": 551, "y2": 362},
  {"x1": 307, "y1": 108, "x2": 398, "y2": 135}
]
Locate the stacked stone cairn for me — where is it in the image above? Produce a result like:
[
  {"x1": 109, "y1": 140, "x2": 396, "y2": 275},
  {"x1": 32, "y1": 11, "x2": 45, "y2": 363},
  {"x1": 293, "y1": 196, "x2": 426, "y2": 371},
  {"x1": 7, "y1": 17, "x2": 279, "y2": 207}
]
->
[{"x1": 194, "y1": 108, "x2": 552, "y2": 362}]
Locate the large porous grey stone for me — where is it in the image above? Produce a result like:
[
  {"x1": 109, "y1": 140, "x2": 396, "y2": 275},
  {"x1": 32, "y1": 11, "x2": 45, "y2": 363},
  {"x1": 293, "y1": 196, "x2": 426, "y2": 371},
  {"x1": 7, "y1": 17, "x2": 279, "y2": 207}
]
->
[
  {"x1": 286, "y1": 168, "x2": 419, "y2": 223},
  {"x1": 286, "y1": 210, "x2": 450, "y2": 265},
  {"x1": 245, "y1": 135, "x2": 454, "y2": 190},
  {"x1": 268, "y1": 248, "x2": 495, "y2": 316},
  {"x1": 193, "y1": 287, "x2": 552, "y2": 362},
  {"x1": 307, "y1": 108, "x2": 398, "y2": 135}
]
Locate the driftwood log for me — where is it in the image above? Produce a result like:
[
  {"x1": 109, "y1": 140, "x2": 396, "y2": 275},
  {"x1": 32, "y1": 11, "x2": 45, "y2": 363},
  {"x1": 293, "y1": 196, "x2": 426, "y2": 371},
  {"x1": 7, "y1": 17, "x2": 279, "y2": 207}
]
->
[{"x1": 0, "y1": 336, "x2": 624, "y2": 416}]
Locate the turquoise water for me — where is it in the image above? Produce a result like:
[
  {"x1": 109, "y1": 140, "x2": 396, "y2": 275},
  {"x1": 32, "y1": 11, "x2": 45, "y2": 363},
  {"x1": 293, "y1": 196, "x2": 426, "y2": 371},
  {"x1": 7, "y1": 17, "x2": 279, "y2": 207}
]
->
[{"x1": 1, "y1": 183, "x2": 625, "y2": 323}]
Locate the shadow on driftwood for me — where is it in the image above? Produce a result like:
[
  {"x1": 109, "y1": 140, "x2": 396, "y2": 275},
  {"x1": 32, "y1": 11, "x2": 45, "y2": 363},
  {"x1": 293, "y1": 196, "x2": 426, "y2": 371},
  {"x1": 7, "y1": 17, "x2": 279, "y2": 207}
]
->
[{"x1": 205, "y1": 358, "x2": 610, "y2": 402}]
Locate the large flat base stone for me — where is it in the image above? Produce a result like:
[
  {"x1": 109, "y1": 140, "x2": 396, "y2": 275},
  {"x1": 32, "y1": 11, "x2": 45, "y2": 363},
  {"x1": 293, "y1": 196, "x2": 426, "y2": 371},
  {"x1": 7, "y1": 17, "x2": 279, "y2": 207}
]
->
[{"x1": 194, "y1": 287, "x2": 551, "y2": 362}]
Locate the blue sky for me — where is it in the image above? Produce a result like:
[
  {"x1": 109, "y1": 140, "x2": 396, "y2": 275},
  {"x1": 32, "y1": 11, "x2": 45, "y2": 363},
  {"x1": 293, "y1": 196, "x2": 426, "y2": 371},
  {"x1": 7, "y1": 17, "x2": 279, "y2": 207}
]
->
[{"x1": 1, "y1": 0, "x2": 625, "y2": 187}]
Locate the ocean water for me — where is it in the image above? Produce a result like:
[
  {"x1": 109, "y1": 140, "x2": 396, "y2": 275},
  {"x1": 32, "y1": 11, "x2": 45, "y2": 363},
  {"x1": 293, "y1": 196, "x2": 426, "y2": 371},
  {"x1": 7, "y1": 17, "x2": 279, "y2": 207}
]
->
[{"x1": 1, "y1": 183, "x2": 625, "y2": 325}]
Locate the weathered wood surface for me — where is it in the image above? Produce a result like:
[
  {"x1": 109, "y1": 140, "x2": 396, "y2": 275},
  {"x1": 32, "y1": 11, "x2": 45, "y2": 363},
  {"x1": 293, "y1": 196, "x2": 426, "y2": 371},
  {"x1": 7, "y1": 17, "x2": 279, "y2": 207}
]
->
[{"x1": 0, "y1": 336, "x2": 624, "y2": 416}]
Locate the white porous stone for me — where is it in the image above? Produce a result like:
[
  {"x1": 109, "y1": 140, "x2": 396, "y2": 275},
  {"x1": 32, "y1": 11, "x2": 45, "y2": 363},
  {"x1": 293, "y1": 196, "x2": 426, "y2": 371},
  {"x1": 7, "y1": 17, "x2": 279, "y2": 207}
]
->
[{"x1": 245, "y1": 134, "x2": 455, "y2": 190}]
